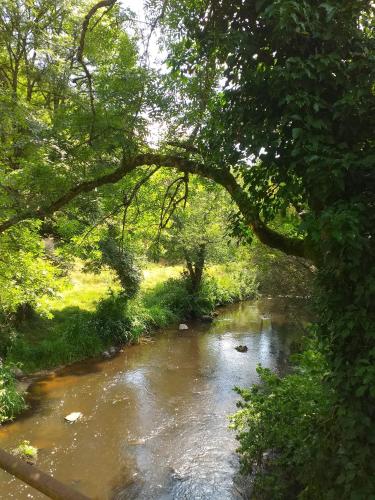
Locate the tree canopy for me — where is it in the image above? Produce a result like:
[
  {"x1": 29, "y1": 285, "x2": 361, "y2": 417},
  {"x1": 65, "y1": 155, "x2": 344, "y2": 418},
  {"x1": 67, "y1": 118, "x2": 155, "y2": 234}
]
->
[{"x1": 0, "y1": 0, "x2": 374, "y2": 496}]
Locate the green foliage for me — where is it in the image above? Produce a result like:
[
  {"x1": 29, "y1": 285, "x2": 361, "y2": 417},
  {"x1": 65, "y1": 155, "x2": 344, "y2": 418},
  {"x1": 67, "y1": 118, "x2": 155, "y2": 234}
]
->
[
  {"x1": 12, "y1": 440, "x2": 38, "y2": 463},
  {"x1": 93, "y1": 293, "x2": 134, "y2": 344},
  {"x1": 142, "y1": 274, "x2": 214, "y2": 320},
  {"x1": 209, "y1": 263, "x2": 259, "y2": 305},
  {"x1": 231, "y1": 342, "x2": 333, "y2": 499},
  {"x1": 98, "y1": 229, "x2": 142, "y2": 299},
  {"x1": 142, "y1": 277, "x2": 193, "y2": 320},
  {"x1": 144, "y1": 265, "x2": 257, "y2": 320},
  {"x1": 0, "y1": 0, "x2": 149, "y2": 240},
  {"x1": 162, "y1": 0, "x2": 375, "y2": 496},
  {"x1": 0, "y1": 363, "x2": 26, "y2": 423},
  {"x1": 0, "y1": 224, "x2": 63, "y2": 321},
  {"x1": 313, "y1": 200, "x2": 375, "y2": 499},
  {"x1": 249, "y1": 242, "x2": 314, "y2": 298},
  {"x1": 158, "y1": 177, "x2": 242, "y2": 292},
  {"x1": 8, "y1": 314, "x2": 104, "y2": 372}
]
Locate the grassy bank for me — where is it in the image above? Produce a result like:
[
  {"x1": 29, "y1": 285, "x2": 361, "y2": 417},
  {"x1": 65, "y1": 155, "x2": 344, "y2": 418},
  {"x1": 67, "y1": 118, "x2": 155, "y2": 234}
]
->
[
  {"x1": 0, "y1": 363, "x2": 26, "y2": 424},
  {"x1": 5, "y1": 262, "x2": 257, "y2": 374}
]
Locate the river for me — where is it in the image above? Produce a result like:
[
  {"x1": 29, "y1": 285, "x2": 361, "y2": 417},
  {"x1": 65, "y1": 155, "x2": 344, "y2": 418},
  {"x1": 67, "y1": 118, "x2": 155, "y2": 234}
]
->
[{"x1": 0, "y1": 298, "x2": 307, "y2": 499}]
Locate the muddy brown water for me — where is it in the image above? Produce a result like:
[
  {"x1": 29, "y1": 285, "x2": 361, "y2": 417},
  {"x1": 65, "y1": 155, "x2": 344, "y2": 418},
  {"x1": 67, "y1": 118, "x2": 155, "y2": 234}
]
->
[{"x1": 0, "y1": 298, "x2": 307, "y2": 499}]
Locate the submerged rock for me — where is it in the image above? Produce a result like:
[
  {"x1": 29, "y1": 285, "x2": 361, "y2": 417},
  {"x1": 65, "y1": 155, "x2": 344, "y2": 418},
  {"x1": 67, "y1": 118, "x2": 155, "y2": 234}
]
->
[
  {"x1": 235, "y1": 345, "x2": 248, "y2": 353},
  {"x1": 64, "y1": 412, "x2": 83, "y2": 423},
  {"x1": 179, "y1": 324, "x2": 189, "y2": 330}
]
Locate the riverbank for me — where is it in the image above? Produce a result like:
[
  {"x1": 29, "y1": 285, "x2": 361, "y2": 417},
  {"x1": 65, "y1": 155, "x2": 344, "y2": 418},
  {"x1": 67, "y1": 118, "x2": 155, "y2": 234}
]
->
[{"x1": 1, "y1": 262, "x2": 257, "y2": 423}]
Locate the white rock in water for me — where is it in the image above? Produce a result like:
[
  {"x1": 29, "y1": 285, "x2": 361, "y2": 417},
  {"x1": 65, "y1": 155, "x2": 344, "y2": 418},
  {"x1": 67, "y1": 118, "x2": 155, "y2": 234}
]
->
[
  {"x1": 179, "y1": 324, "x2": 189, "y2": 330},
  {"x1": 64, "y1": 412, "x2": 82, "y2": 423}
]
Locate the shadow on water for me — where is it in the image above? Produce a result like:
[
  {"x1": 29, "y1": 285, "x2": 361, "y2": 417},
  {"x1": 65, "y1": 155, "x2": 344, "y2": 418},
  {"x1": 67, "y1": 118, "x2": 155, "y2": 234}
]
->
[{"x1": 0, "y1": 297, "x2": 310, "y2": 500}]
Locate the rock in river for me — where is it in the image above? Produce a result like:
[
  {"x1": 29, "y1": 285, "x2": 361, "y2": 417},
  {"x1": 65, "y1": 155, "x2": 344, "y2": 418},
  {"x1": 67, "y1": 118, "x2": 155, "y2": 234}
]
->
[
  {"x1": 64, "y1": 412, "x2": 83, "y2": 423},
  {"x1": 179, "y1": 324, "x2": 189, "y2": 330},
  {"x1": 235, "y1": 345, "x2": 248, "y2": 353}
]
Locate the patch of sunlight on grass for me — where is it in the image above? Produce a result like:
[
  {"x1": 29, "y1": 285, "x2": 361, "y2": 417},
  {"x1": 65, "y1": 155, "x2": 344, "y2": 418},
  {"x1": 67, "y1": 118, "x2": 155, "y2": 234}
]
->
[
  {"x1": 142, "y1": 263, "x2": 183, "y2": 289},
  {"x1": 40, "y1": 261, "x2": 119, "y2": 313},
  {"x1": 39, "y1": 261, "x2": 238, "y2": 319},
  {"x1": 38, "y1": 261, "x2": 183, "y2": 315}
]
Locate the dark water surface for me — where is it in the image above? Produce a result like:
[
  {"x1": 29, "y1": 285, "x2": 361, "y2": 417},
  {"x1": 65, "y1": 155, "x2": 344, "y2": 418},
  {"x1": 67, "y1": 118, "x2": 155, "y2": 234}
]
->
[{"x1": 0, "y1": 298, "x2": 306, "y2": 499}]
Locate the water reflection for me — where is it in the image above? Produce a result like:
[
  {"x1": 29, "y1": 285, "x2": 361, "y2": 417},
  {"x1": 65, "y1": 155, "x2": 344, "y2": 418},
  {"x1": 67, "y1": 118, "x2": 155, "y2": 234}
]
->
[{"x1": 0, "y1": 298, "x2": 308, "y2": 499}]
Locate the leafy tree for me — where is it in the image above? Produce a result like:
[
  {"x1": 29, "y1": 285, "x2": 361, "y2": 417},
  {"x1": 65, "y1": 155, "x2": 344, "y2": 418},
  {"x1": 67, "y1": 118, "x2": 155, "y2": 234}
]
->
[
  {"x1": 0, "y1": 223, "x2": 62, "y2": 321},
  {"x1": 159, "y1": 179, "x2": 235, "y2": 292},
  {"x1": 0, "y1": 0, "x2": 149, "y2": 234},
  {"x1": 154, "y1": 0, "x2": 375, "y2": 496},
  {"x1": 0, "y1": 1, "x2": 373, "y2": 495},
  {"x1": 0, "y1": 0, "x2": 150, "y2": 319}
]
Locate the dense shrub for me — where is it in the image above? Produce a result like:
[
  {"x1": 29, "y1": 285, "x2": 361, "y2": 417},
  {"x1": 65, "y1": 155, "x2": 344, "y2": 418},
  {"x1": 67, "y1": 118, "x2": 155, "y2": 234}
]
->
[
  {"x1": 212, "y1": 263, "x2": 258, "y2": 304},
  {"x1": 92, "y1": 293, "x2": 133, "y2": 344},
  {"x1": 248, "y1": 243, "x2": 314, "y2": 298},
  {"x1": 143, "y1": 267, "x2": 257, "y2": 320},
  {"x1": 143, "y1": 275, "x2": 218, "y2": 318},
  {"x1": 98, "y1": 230, "x2": 142, "y2": 299},
  {"x1": 231, "y1": 341, "x2": 334, "y2": 499},
  {"x1": 0, "y1": 225, "x2": 63, "y2": 321},
  {"x1": 143, "y1": 276, "x2": 193, "y2": 319}
]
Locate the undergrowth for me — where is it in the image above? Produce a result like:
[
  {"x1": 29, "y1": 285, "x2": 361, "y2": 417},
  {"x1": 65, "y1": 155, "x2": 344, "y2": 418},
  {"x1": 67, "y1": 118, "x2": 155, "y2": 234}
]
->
[
  {"x1": 0, "y1": 363, "x2": 27, "y2": 423},
  {"x1": 4, "y1": 264, "x2": 257, "y2": 375}
]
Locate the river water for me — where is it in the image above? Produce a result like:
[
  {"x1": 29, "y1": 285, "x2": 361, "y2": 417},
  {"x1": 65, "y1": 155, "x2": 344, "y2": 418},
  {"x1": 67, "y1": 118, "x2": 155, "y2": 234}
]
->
[{"x1": 0, "y1": 298, "x2": 306, "y2": 499}]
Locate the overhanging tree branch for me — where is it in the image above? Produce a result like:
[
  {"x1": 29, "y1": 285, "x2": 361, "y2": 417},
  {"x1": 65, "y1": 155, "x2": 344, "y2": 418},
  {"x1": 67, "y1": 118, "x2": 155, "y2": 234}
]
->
[{"x1": 0, "y1": 152, "x2": 311, "y2": 260}]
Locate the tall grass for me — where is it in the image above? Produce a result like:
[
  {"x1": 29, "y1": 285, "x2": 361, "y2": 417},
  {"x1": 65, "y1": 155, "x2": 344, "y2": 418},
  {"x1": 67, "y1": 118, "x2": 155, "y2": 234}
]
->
[{"x1": 0, "y1": 364, "x2": 27, "y2": 423}]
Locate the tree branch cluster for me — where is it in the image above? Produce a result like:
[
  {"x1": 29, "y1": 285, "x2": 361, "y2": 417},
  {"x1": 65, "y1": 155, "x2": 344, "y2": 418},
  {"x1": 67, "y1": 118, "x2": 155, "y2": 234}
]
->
[{"x1": 0, "y1": 151, "x2": 311, "y2": 260}]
